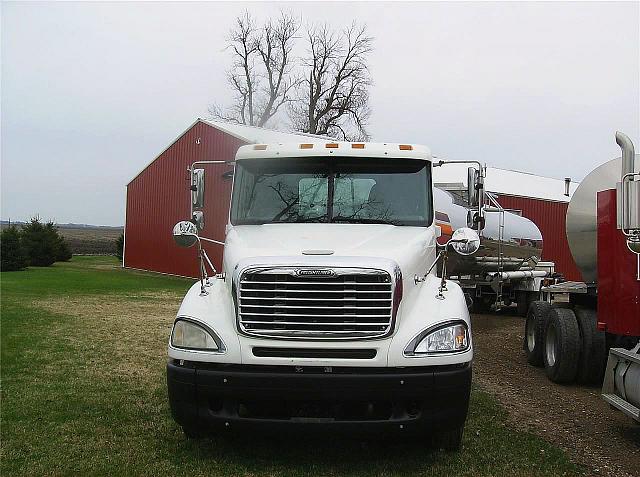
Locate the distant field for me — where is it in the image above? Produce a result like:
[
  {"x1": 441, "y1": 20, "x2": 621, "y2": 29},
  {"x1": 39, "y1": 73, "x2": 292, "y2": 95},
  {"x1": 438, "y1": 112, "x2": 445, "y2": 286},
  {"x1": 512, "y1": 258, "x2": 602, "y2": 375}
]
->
[
  {"x1": 56, "y1": 226, "x2": 123, "y2": 255},
  {"x1": 1, "y1": 224, "x2": 122, "y2": 255}
]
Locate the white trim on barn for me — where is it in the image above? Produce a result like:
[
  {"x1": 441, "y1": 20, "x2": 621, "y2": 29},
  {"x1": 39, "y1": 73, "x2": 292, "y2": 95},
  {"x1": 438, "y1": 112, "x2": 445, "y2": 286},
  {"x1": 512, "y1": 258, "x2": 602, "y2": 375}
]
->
[{"x1": 433, "y1": 163, "x2": 579, "y2": 203}]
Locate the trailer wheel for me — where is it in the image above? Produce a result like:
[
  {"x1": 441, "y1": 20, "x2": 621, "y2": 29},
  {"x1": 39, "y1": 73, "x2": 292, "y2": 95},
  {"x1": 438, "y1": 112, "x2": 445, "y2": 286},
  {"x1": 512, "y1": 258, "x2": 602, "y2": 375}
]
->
[
  {"x1": 431, "y1": 426, "x2": 463, "y2": 451},
  {"x1": 574, "y1": 307, "x2": 606, "y2": 385},
  {"x1": 523, "y1": 301, "x2": 552, "y2": 366},
  {"x1": 543, "y1": 307, "x2": 581, "y2": 383}
]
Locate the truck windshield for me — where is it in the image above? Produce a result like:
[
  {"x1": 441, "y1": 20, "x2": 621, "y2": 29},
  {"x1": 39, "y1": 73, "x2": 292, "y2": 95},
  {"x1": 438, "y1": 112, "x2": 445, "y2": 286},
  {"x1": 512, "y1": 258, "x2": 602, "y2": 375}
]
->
[{"x1": 230, "y1": 157, "x2": 432, "y2": 226}]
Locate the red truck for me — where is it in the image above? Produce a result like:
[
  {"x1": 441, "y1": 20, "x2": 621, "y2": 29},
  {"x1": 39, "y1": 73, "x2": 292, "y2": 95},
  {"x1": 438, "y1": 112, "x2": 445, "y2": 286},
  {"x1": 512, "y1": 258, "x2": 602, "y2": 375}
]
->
[{"x1": 523, "y1": 132, "x2": 639, "y2": 421}]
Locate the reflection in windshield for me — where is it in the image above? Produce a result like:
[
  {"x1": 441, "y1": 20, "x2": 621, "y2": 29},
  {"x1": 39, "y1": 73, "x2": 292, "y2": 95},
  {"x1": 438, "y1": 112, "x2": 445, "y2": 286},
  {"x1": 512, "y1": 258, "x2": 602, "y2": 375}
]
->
[{"x1": 230, "y1": 157, "x2": 432, "y2": 226}]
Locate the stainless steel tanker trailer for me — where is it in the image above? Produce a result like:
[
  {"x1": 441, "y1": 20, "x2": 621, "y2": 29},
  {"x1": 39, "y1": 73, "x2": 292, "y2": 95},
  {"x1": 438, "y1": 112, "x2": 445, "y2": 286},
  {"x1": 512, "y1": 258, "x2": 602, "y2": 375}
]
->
[
  {"x1": 432, "y1": 167, "x2": 552, "y2": 315},
  {"x1": 523, "y1": 132, "x2": 640, "y2": 422}
]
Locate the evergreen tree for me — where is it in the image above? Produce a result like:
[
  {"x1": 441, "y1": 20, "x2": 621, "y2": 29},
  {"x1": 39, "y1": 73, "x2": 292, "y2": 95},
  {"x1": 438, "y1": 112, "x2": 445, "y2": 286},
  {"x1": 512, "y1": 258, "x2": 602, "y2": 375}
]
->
[
  {"x1": 21, "y1": 217, "x2": 58, "y2": 266},
  {"x1": 115, "y1": 232, "x2": 124, "y2": 260},
  {"x1": 1, "y1": 225, "x2": 29, "y2": 271}
]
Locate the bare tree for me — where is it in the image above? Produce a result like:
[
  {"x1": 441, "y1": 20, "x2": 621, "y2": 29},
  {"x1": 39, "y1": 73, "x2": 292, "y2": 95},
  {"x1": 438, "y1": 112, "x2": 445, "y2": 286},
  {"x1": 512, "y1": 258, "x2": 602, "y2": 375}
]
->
[
  {"x1": 210, "y1": 12, "x2": 299, "y2": 127},
  {"x1": 290, "y1": 23, "x2": 373, "y2": 140}
]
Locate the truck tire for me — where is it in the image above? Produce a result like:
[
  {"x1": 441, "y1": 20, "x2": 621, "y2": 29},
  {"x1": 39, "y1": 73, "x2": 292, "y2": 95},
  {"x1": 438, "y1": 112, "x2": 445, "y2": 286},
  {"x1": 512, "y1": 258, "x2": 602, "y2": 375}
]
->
[
  {"x1": 431, "y1": 426, "x2": 463, "y2": 451},
  {"x1": 574, "y1": 307, "x2": 607, "y2": 385},
  {"x1": 523, "y1": 301, "x2": 552, "y2": 367},
  {"x1": 543, "y1": 307, "x2": 581, "y2": 383}
]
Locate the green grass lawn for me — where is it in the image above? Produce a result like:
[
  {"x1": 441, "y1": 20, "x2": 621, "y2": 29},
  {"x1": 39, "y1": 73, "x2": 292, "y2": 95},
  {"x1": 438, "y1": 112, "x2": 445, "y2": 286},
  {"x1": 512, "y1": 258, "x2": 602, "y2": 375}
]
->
[{"x1": 1, "y1": 257, "x2": 582, "y2": 476}]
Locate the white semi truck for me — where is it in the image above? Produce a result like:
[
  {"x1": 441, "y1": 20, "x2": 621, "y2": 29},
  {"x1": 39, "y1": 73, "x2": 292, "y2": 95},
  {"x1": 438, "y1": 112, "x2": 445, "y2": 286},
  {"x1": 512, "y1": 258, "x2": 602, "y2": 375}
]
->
[{"x1": 167, "y1": 141, "x2": 482, "y2": 449}]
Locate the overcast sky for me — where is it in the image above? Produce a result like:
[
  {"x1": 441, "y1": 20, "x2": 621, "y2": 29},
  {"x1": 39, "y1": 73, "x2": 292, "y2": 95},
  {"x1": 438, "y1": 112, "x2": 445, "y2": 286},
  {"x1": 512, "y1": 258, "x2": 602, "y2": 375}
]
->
[{"x1": 2, "y1": 1, "x2": 639, "y2": 226}]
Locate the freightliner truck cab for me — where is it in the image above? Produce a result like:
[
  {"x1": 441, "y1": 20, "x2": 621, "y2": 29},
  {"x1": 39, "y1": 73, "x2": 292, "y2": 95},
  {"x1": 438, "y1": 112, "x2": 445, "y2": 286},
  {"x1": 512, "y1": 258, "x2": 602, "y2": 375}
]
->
[{"x1": 167, "y1": 142, "x2": 481, "y2": 450}]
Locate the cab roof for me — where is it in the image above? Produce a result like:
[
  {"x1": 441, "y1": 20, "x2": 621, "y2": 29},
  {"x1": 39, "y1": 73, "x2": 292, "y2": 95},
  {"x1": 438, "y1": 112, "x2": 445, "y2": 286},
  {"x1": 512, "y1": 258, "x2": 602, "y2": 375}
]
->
[{"x1": 235, "y1": 142, "x2": 432, "y2": 161}]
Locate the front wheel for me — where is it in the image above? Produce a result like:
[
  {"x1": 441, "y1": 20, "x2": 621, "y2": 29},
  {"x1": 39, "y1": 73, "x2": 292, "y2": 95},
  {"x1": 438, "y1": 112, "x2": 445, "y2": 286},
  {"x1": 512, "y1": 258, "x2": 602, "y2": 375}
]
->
[{"x1": 431, "y1": 426, "x2": 463, "y2": 451}]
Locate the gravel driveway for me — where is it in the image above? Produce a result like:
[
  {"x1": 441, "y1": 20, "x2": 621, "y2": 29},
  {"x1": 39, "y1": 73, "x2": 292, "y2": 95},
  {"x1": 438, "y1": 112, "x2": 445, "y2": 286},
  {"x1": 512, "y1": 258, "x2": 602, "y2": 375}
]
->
[{"x1": 472, "y1": 311, "x2": 640, "y2": 477}]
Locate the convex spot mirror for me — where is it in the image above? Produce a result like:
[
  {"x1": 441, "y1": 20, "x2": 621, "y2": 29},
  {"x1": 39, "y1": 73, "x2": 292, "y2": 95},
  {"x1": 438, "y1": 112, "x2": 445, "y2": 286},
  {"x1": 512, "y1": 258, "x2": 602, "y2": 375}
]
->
[
  {"x1": 173, "y1": 221, "x2": 199, "y2": 248},
  {"x1": 192, "y1": 210, "x2": 205, "y2": 231},
  {"x1": 191, "y1": 168, "x2": 205, "y2": 209},
  {"x1": 627, "y1": 236, "x2": 640, "y2": 254},
  {"x1": 467, "y1": 167, "x2": 480, "y2": 208},
  {"x1": 450, "y1": 227, "x2": 480, "y2": 256}
]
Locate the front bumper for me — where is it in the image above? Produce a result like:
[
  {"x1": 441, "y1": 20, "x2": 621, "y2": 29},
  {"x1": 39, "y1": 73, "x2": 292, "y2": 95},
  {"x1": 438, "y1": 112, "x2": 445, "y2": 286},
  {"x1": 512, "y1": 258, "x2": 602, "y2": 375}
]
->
[{"x1": 167, "y1": 360, "x2": 472, "y2": 436}]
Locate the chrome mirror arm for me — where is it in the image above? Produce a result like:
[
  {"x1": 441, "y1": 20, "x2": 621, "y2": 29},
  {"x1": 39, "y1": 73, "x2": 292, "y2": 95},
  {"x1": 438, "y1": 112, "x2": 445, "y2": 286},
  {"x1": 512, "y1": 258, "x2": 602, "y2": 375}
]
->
[
  {"x1": 199, "y1": 236, "x2": 225, "y2": 246},
  {"x1": 414, "y1": 236, "x2": 470, "y2": 284}
]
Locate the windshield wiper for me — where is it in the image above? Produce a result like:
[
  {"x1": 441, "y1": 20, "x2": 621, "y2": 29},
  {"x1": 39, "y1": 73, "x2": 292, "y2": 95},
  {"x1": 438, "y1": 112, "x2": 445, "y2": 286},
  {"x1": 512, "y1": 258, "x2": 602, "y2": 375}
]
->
[
  {"x1": 330, "y1": 215, "x2": 397, "y2": 225},
  {"x1": 273, "y1": 215, "x2": 327, "y2": 224}
]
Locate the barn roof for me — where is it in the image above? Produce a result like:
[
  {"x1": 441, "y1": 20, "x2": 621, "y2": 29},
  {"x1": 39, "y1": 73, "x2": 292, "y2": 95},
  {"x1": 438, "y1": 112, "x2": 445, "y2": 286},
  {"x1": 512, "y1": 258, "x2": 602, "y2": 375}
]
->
[
  {"x1": 200, "y1": 119, "x2": 335, "y2": 144},
  {"x1": 127, "y1": 119, "x2": 337, "y2": 186},
  {"x1": 432, "y1": 162, "x2": 579, "y2": 203}
]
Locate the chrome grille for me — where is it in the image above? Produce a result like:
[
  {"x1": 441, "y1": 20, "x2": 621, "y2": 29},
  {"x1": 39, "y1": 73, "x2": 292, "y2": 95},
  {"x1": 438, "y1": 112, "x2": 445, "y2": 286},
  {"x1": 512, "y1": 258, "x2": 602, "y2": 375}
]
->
[{"x1": 238, "y1": 268, "x2": 394, "y2": 339}]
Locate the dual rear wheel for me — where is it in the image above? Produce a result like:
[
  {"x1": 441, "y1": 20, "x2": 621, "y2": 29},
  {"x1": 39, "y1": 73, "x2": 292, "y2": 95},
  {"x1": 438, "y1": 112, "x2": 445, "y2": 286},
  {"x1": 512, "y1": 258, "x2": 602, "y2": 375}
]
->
[{"x1": 524, "y1": 302, "x2": 606, "y2": 384}]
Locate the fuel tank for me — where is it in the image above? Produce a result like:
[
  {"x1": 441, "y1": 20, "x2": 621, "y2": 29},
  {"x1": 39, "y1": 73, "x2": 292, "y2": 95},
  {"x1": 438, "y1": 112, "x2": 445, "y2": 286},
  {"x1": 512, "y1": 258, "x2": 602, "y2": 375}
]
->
[
  {"x1": 566, "y1": 154, "x2": 640, "y2": 284},
  {"x1": 565, "y1": 158, "x2": 625, "y2": 284},
  {"x1": 433, "y1": 188, "x2": 544, "y2": 276}
]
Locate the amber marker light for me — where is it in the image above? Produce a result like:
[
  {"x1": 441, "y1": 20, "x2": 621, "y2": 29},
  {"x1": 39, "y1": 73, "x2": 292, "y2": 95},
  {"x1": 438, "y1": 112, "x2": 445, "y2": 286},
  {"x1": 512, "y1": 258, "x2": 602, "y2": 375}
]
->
[
  {"x1": 351, "y1": 143, "x2": 365, "y2": 149},
  {"x1": 325, "y1": 143, "x2": 339, "y2": 149},
  {"x1": 253, "y1": 144, "x2": 267, "y2": 150},
  {"x1": 399, "y1": 145, "x2": 413, "y2": 151}
]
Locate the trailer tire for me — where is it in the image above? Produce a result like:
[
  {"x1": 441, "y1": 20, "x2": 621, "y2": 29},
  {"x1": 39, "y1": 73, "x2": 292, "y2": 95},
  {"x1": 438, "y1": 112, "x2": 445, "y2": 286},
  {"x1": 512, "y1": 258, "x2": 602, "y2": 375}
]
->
[
  {"x1": 524, "y1": 301, "x2": 552, "y2": 367},
  {"x1": 431, "y1": 426, "x2": 463, "y2": 451},
  {"x1": 544, "y1": 307, "x2": 581, "y2": 383},
  {"x1": 574, "y1": 307, "x2": 606, "y2": 385}
]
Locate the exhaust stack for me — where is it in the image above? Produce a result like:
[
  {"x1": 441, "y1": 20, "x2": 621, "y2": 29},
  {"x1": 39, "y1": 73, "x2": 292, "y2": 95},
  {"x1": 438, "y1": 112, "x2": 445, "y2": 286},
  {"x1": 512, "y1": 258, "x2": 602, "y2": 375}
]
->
[
  {"x1": 616, "y1": 131, "x2": 635, "y2": 179},
  {"x1": 615, "y1": 131, "x2": 639, "y2": 238}
]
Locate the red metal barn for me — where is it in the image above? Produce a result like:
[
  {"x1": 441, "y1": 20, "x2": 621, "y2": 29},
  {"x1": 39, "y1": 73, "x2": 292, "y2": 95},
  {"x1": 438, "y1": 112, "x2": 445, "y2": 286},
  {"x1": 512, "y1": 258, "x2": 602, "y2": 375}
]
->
[{"x1": 124, "y1": 119, "x2": 330, "y2": 277}]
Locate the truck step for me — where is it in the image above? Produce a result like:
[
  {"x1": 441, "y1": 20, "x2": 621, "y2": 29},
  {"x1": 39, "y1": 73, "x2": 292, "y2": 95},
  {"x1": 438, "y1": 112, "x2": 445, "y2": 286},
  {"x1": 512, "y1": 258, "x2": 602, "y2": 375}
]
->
[{"x1": 602, "y1": 393, "x2": 640, "y2": 422}]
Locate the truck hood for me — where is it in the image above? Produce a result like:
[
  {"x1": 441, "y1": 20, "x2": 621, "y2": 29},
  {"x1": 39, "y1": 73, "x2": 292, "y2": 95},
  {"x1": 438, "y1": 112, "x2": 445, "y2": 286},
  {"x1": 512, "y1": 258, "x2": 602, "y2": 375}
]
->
[{"x1": 223, "y1": 224, "x2": 436, "y2": 284}]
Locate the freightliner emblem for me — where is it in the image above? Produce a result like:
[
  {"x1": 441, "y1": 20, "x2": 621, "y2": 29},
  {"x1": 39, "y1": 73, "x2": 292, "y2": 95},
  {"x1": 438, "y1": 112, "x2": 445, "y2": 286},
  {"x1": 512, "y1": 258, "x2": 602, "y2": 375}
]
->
[{"x1": 295, "y1": 269, "x2": 336, "y2": 277}]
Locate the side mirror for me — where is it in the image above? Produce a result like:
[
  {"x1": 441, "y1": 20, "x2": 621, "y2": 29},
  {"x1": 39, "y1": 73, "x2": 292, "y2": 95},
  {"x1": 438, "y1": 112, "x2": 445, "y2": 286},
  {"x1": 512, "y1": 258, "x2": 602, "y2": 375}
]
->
[
  {"x1": 467, "y1": 167, "x2": 480, "y2": 207},
  {"x1": 173, "y1": 221, "x2": 199, "y2": 248},
  {"x1": 450, "y1": 227, "x2": 480, "y2": 256},
  {"x1": 191, "y1": 169, "x2": 205, "y2": 209}
]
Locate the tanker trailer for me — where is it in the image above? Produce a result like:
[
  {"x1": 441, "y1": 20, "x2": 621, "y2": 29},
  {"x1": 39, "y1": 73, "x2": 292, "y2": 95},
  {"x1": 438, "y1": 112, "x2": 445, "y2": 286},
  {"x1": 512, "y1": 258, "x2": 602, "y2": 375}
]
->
[
  {"x1": 524, "y1": 131, "x2": 640, "y2": 422},
  {"x1": 433, "y1": 185, "x2": 550, "y2": 314}
]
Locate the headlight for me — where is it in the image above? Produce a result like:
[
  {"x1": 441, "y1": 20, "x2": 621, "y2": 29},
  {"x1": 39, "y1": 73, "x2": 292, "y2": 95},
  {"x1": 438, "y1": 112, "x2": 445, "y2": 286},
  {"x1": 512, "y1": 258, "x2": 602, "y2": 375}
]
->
[
  {"x1": 171, "y1": 318, "x2": 225, "y2": 352},
  {"x1": 405, "y1": 322, "x2": 469, "y2": 356}
]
